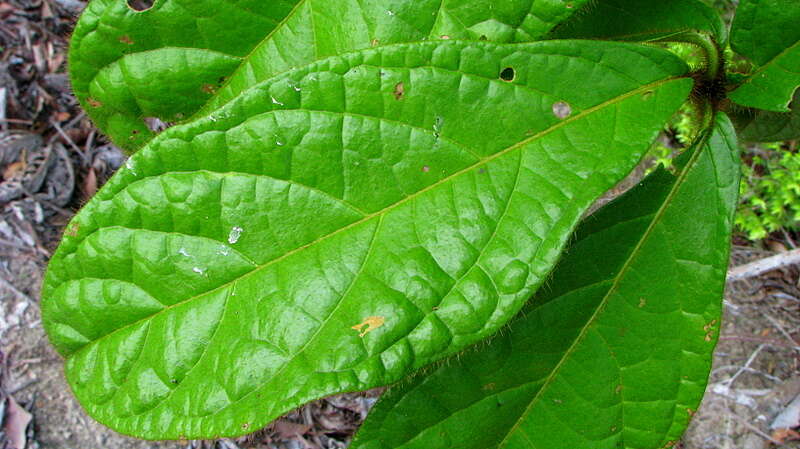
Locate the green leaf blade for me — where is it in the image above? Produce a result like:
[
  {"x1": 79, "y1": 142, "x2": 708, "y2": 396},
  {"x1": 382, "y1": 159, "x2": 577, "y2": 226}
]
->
[
  {"x1": 547, "y1": 0, "x2": 727, "y2": 44},
  {"x1": 732, "y1": 90, "x2": 800, "y2": 142},
  {"x1": 353, "y1": 113, "x2": 741, "y2": 449},
  {"x1": 45, "y1": 40, "x2": 691, "y2": 440},
  {"x1": 71, "y1": 0, "x2": 591, "y2": 152},
  {"x1": 729, "y1": 0, "x2": 800, "y2": 112},
  {"x1": 200, "y1": 0, "x2": 593, "y2": 114},
  {"x1": 69, "y1": 0, "x2": 303, "y2": 150}
]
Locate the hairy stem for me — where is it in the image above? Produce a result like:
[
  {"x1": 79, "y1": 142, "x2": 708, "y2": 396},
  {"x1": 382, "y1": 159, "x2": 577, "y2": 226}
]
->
[{"x1": 658, "y1": 31, "x2": 722, "y2": 81}]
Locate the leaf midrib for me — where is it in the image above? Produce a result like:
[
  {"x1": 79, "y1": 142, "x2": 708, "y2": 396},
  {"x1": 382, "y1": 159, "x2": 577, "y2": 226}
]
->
[
  {"x1": 496, "y1": 128, "x2": 711, "y2": 449},
  {"x1": 62, "y1": 77, "x2": 682, "y2": 358}
]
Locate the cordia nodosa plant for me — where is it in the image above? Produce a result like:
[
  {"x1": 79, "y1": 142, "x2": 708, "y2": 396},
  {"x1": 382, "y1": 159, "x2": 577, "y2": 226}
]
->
[{"x1": 43, "y1": 0, "x2": 800, "y2": 447}]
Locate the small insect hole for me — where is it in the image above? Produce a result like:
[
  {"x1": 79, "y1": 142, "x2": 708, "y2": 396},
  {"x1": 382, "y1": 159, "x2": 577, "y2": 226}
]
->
[
  {"x1": 127, "y1": 0, "x2": 154, "y2": 11},
  {"x1": 500, "y1": 67, "x2": 516, "y2": 82}
]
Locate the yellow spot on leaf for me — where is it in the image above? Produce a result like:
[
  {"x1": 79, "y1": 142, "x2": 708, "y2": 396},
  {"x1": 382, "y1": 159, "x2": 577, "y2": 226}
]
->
[
  {"x1": 65, "y1": 222, "x2": 80, "y2": 237},
  {"x1": 351, "y1": 316, "x2": 386, "y2": 337}
]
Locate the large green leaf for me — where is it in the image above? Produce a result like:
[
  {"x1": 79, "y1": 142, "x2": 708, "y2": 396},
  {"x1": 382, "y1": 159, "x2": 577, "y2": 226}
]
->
[
  {"x1": 729, "y1": 0, "x2": 800, "y2": 112},
  {"x1": 43, "y1": 40, "x2": 691, "y2": 439},
  {"x1": 732, "y1": 90, "x2": 800, "y2": 142},
  {"x1": 70, "y1": 0, "x2": 590, "y2": 151},
  {"x1": 352, "y1": 113, "x2": 741, "y2": 449},
  {"x1": 547, "y1": 0, "x2": 727, "y2": 44}
]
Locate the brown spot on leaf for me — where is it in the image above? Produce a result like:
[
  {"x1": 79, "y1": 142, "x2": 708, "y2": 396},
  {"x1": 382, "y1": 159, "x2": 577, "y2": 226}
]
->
[
  {"x1": 639, "y1": 297, "x2": 647, "y2": 308},
  {"x1": 371, "y1": 39, "x2": 380, "y2": 47},
  {"x1": 482, "y1": 383, "x2": 496, "y2": 391},
  {"x1": 201, "y1": 84, "x2": 217, "y2": 95},
  {"x1": 351, "y1": 316, "x2": 386, "y2": 337},
  {"x1": 119, "y1": 35, "x2": 134, "y2": 45},
  {"x1": 393, "y1": 82, "x2": 405, "y2": 100},
  {"x1": 86, "y1": 97, "x2": 102, "y2": 108}
]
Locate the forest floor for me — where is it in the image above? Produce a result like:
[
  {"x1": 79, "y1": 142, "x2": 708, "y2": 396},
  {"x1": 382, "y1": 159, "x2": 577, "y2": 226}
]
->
[{"x1": 0, "y1": 1, "x2": 798, "y2": 448}]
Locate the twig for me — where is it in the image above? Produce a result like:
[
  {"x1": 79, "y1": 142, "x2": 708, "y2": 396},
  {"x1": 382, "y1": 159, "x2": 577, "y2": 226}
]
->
[
  {"x1": 49, "y1": 118, "x2": 83, "y2": 155},
  {"x1": 0, "y1": 237, "x2": 33, "y2": 252},
  {"x1": 763, "y1": 313, "x2": 800, "y2": 351},
  {"x1": 727, "y1": 248, "x2": 800, "y2": 281},
  {"x1": 720, "y1": 335, "x2": 800, "y2": 350},
  {"x1": 0, "y1": 275, "x2": 33, "y2": 303},
  {"x1": 711, "y1": 365, "x2": 783, "y2": 382},
  {"x1": 725, "y1": 344, "x2": 765, "y2": 387},
  {"x1": 728, "y1": 411, "x2": 783, "y2": 445},
  {"x1": 0, "y1": 118, "x2": 34, "y2": 124}
]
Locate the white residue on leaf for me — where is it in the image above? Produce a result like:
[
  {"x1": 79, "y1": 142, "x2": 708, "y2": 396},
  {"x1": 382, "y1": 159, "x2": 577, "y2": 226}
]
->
[
  {"x1": 386, "y1": 10, "x2": 395, "y2": 16},
  {"x1": 271, "y1": 96, "x2": 284, "y2": 106},
  {"x1": 217, "y1": 246, "x2": 231, "y2": 256},
  {"x1": 178, "y1": 247, "x2": 191, "y2": 257},
  {"x1": 228, "y1": 226, "x2": 244, "y2": 244},
  {"x1": 125, "y1": 158, "x2": 136, "y2": 174},
  {"x1": 192, "y1": 266, "x2": 206, "y2": 275}
]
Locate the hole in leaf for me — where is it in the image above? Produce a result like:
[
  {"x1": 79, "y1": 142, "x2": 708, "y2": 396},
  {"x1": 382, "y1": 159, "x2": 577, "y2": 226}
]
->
[
  {"x1": 143, "y1": 117, "x2": 172, "y2": 133},
  {"x1": 552, "y1": 101, "x2": 572, "y2": 119},
  {"x1": 500, "y1": 67, "x2": 516, "y2": 82},
  {"x1": 127, "y1": 0, "x2": 154, "y2": 12}
]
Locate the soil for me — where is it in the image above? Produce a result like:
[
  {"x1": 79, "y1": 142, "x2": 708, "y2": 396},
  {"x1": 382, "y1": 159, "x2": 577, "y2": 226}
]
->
[{"x1": 0, "y1": 1, "x2": 798, "y2": 449}]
